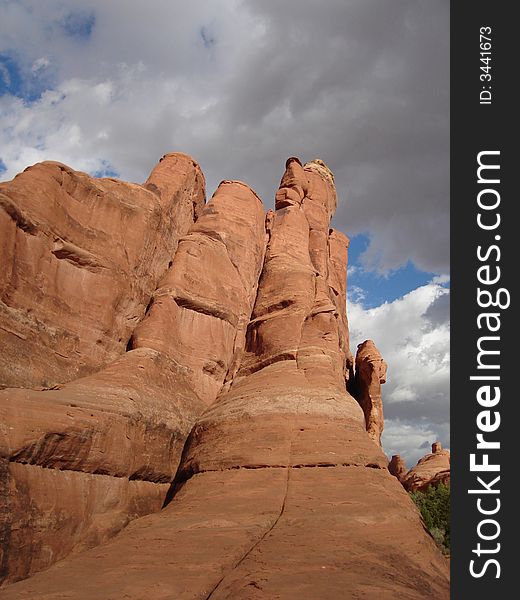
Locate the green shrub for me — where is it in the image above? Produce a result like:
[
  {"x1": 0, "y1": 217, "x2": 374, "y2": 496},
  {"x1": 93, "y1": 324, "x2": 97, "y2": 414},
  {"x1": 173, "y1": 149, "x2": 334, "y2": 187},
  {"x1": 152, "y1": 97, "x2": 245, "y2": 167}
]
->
[{"x1": 410, "y1": 483, "x2": 450, "y2": 553}]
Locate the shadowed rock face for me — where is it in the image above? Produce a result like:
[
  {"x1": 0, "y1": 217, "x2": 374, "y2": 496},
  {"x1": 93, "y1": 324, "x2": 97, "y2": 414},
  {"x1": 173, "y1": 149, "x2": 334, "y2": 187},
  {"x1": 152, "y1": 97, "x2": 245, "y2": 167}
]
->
[
  {"x1": 403, "y1": 442, "x2": 451, "y2": 492},
  {"x1": 0, "y1": 156, "x2": 449, "y2": 597}
]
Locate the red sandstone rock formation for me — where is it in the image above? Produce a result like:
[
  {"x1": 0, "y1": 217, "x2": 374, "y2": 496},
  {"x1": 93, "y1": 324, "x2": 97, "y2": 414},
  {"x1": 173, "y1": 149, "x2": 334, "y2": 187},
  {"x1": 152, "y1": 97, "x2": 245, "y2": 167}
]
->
[
  {"x1": 352, "y1": 339, "x2": 387, "y2": 445},
  {"x1": 0, "y1": 156, "x2": 449, "y2": 598},
  {"x1": 403, "y1": 442, "x2": 451, "y2": 492},
  {"x1": 389, "y1": 454, "x2": 408, "y2": 482},
  {"x1": 432, "y1": 441, "x2": 442, "y2": 453}
]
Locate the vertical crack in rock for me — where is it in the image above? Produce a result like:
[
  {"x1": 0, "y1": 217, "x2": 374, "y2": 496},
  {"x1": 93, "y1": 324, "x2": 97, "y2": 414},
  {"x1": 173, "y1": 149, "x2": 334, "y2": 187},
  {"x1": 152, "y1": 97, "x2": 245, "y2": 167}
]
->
[
  {"x1": 207, "y1": 466, "x2": 292, "y2": 600},
  {"x1": 205, "y1": 399, "x2": 299, "y2": 600},
  {"x1": 205, "y1": 465, "x2": 293, "y2": 600}
]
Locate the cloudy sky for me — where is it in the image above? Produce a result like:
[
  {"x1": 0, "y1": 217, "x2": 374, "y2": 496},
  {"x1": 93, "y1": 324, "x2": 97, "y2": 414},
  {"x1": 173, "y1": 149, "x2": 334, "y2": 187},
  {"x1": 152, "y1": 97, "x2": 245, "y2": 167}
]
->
[{"x1": 0, "y1": 0, "x2": 449, "y2": 467}]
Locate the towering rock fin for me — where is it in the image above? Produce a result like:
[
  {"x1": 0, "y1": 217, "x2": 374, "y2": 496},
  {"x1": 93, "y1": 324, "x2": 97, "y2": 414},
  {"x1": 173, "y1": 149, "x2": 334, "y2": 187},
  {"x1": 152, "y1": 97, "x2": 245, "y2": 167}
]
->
[
  {"x1": 352, "y1": 339, "x2": 387, "y2": 446},
  {"x1": 130, "y1": 179, "x2": 266, "y2": 404},
  {"x1": 236, "y1": 156, "x2": 353, "y2": 390}
]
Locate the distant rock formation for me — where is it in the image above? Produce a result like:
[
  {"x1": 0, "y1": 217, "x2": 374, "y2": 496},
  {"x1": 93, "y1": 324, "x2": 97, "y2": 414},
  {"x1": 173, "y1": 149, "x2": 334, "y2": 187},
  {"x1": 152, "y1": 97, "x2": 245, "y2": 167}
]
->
[
  {"x1": 403, "y1": 442, "x2": 451, "y2": 492},
  {"x1": 0, "y1": 155, "x2": 449, "y2": 598}
]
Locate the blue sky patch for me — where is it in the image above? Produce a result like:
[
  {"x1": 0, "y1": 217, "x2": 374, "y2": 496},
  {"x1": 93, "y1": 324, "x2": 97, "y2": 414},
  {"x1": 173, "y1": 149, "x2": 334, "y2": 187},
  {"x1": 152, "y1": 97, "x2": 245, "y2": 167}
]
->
[
  {"x1": 0, "y1": 54, "x2": 23, "y2": 97},
  {"x1": 347, "y1": 233, "x2": 442, "y2": 308},
  {"x1": 0, "y1": 52, "x2": 53, "y2": 101},
  {"x1": 0, "y1": 159, "x2": 7, "y2": 176},
  {"x1": 60, "y1": 10, "x2": 96, "y2": 40},
  {"x1": 92, "y1": 161, "x2": 119, "y2": 179}
]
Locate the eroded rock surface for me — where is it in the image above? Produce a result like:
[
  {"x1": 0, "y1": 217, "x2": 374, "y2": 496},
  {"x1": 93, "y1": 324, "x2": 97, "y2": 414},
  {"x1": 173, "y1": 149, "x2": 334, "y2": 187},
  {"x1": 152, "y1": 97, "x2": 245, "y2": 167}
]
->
[
  {"x1": 0, "y1": 153, "x2": 205, "y2": 389},
  {"x1": 0, "y1": 467, "x2": 449, "y2": 600},
  {"x1": 238, "y1": 158, "x2": 353, "y2": 390},
  {"x1": 130, "y1": 180, "x2": 266, "y2": 404},
  {"x1": 403, "y1": 442, "x2": 451, "y2": 492}
]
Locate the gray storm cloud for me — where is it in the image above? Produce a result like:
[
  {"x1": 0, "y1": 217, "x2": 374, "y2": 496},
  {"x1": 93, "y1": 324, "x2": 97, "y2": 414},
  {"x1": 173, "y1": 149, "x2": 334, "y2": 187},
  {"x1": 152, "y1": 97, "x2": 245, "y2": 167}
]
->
[{"x1": 1, "y1": 0, "x2": 449, "y2": 272}]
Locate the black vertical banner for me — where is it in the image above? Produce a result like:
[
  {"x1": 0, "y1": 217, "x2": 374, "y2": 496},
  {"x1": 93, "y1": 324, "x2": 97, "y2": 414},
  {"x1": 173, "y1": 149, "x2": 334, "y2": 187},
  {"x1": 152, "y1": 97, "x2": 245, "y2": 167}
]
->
[{"x1": 451, "y1": 2, "x2": 514, "y2": 598}]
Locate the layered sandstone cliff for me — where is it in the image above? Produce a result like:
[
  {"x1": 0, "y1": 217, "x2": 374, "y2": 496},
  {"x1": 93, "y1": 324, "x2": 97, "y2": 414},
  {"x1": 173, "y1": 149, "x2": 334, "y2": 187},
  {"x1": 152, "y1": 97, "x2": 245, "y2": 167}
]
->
[{"x1": 0, "y1": 155, "x2": 449, "y2": 598}]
